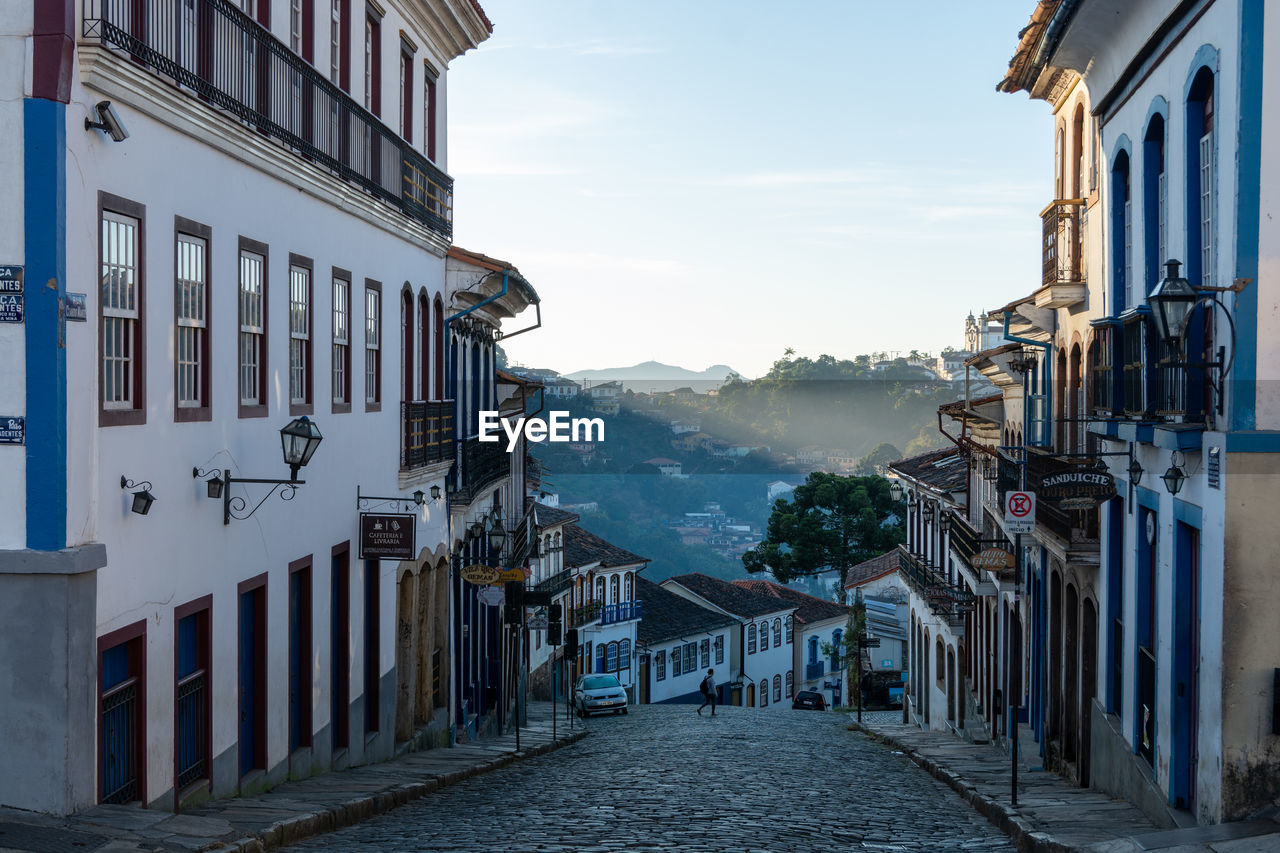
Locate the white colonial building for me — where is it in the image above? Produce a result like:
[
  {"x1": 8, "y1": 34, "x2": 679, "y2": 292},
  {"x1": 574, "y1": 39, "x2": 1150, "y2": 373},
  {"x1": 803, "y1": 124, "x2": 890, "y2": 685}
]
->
[
  {"x1": 0, "y1": 0, "x2": 551, "y2": 816},
  {"x1": 733, "y1": 579, "x2": 848, "y2": 707},
  {"x1": 636, "y1": 577, "x2": 737, "y2": 706},
  {"x1": 662, "y1": 573, "x2": 796, "y2": 708}
]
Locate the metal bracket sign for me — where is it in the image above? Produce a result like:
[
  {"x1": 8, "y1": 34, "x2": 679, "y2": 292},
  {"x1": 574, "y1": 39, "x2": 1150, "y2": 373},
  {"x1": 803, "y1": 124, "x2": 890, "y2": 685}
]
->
[
  {"x1": 527, "y1": 612, "x2": 549, "y2": 630},
  {"x1": 0, "y1": 266, "x2": 23, "y2": 324},
  {"x1": 358, "y1": 512, "x2": 415, "y2": 560},
  {"x1": 460, "y1": 565, "x2": 501, "y2": 585},
  {"x1": 972, "y1": 547, "x2": 1016, "y2": 570},
  {"x1": 1004, "y1": 490, "x2": 1035, "y2": 534}
]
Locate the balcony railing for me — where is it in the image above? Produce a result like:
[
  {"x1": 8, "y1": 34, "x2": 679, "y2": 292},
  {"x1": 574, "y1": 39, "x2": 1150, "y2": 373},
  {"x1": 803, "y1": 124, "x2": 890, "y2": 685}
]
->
[
  {"x1": 601, "y1": 601, "x2": 642, "y2": 625},
  {"x1": 530, "y1": 567, "x2": 573, "y2": 598},
  {"x1": 896, "y1": 545, "x2": 973, "y2": 623},
  {"x1": 450, "y1": 436, "x2": 511, "y2": 505},
  {"x1": 947, "y1": 511, "x2": 980, "y2": 568},
  {"x1": 805, "y1": 661, "x2": 825, "y2": 681},
  {"x1": 1042, "y1": 199, "x2": 1085, "y2": 286},
  {"x1": 401, "y1": 400, "x2": 454, "y2": 470},
  {"x1": 571, "y1": 601, "x2": 602, "y2": 626},
  {"x1": 83, "y1": 0, "x2": 452, "y2": 240}
]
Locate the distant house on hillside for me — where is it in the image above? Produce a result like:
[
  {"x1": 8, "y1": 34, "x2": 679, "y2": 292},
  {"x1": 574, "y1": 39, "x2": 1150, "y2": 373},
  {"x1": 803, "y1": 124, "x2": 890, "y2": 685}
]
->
[
  {"x1": 544, "y1": 377, "x2": 581, "y2": 399},
  {"x1": 587, "y1": 398, "x2": 620, "y2": 416},
  {"x1": 669, "y1": 420, "x2": 700, "y2": 435},
  {"x1": 643, "y1": 458, "x2": 683, "y2": 477},
  {"x1": 766, "y1": 481, "x2": 797, "y2": 503},
  {"x1": 670, "y1": 387, "x2": 696, "y2": 403},
  {"x1": 585, "y1": 380, "x2": 622, "y2": 400}
]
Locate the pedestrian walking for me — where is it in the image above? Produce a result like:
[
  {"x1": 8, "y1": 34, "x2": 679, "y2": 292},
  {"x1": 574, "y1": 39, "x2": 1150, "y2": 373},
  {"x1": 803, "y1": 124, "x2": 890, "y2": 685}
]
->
[{"x1": 697, "y1": 669, "x2": 717, "y2": 716}]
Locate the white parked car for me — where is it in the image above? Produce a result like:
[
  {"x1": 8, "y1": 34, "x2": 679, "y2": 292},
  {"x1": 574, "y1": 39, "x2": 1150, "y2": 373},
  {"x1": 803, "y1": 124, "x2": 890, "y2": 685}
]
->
[{"x1": 573, "y1": 674, "x2": 628, "y2": 717}]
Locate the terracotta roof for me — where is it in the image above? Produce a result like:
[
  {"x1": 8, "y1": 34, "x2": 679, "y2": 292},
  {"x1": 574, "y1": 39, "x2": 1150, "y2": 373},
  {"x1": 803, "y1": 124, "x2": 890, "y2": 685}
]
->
[
  {"x1": 469, "y1": 0, "x2": 493, "y2": 34},
  {"x1": 939, "y1": 393, "x2": 1004, "y2": 416},
  {"x1": 637, "y1": 577, "x2": 737, "y2": 645},
  {"x1": 843, "y1": 550, "x2": 902, "y2": 590},
  {"x1": 730, "y1": 579, "x2": 847, "y2": 625},
  {"x1": 497, "y1": 367, "x2": 542, "y2": 387},
  {"x1": 887, "y1": 448, "x2": 969, "y2": 492},
  {"x1": 644, "y1": 458, "x2": 679, "y2": 465},
  {"x1": 524, "y1": 498, "x2": 579, "y2": 529},
  {"x1": 665, "y1": 573, "x2": 795, "y2": 620},
  {"x1": 563, "y1": 524, "x2": 647, "y2": 569},
  {"x1": 447, "y1": 245, "x2": 519, "y2": 274}
]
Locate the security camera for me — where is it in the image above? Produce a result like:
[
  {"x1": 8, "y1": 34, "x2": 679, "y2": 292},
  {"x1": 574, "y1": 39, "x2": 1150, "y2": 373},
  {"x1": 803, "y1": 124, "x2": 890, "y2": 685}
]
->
[{"x1": 85, "y1": 100, "x2": 129, "y2": 142}]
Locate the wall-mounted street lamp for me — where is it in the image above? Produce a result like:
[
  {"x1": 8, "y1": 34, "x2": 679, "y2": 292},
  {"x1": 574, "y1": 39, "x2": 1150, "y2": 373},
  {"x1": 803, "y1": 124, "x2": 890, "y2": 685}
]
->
[
  {"x1": 922, "y1": 500, "x2": 936, "y2": 522},
  {"x1": 194, "y1": 416, "x2": 323, "y2": 524},
  {"x1": 120, "y1": 476, "x2": 155, "y2": 516},
  {"x1": 430, "y1": 484, "x2": 442, "y2": 502},
  {"x1": 939, "y1": 509, "x2": 953, "y2": 535},
  {"x1": 1127, "y1": 457, "x2": 1144, "y2": 486},
  {"x1": 888, "y1": 479, "x2": 904, "y2": 502},
  {"x1": 1148, "y1": 259, "x2": 1251, "y2": 417},
  {"x1": 1161, "y1": 451, "x2": 1187, "y2": 496}
]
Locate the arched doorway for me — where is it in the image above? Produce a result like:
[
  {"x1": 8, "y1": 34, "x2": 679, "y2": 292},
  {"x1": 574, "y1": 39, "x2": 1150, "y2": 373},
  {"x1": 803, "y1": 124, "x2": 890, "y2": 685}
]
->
[
  {"x1": 1066, "y1": 582, "x2": 1080, "y2": 764},
  {"x1": 395, "y1": 569, "x2": 417, "y2": 742},
  {"x1": 1081, "y1": 597, "x2": 1098, "y2": 787},
  {"x1": 1049, "y1": 570, "x2": 1063, "y2": 745},
  {"x1": 746, "y1": 683, "x2": 755, "y2": 707}
]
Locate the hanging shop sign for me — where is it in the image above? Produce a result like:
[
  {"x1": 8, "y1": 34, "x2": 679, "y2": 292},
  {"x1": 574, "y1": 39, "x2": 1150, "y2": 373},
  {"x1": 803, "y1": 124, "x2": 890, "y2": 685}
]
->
[
  {"x1": 971, "y1": 547, "x2": 1015, "y2": 570},
  {"x1": 358, "y1": 512, "x2": 415, "y2": 560},
  {"x1": 494, "y1": 567, "x2": 528, "y2": 584},
  {"x1": 1039, "y1": 468, "x2": 1117, "y2": 508},
  {"x1": 477, "y1": 585, "x2": 505, "y2": 607},
  {"x1": 460, "y1": 564, "x2": 501, "y2": 585}
]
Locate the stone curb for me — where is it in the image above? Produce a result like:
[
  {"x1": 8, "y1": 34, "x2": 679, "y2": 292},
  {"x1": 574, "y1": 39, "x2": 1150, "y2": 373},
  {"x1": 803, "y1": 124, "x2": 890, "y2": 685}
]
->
[
  {"x1": 849, "y1": 721, "x2": 1074, "y2": 853},
  {"x1": 207, "y1": 729, "x2": 588, "y2": 853}
]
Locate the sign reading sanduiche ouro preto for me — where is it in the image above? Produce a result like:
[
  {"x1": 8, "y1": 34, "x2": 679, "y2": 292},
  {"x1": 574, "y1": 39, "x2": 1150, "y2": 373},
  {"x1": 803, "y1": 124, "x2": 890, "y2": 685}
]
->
[
  {"x1": 359, "y1": 512, "x2": 415, "y2": 560},
  {"x1": 1039, "y1": 467, "x2": 1117, "y2": 510}
]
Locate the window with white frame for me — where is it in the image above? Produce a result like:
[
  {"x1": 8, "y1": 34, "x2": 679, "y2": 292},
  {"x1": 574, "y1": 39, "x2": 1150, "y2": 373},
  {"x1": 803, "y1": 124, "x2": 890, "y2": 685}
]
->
[
  {"x1": 332, "y1": 275, "x2": 349, "y2": 406},
  {"x1": 760, "y1": 680, "x2": 769, "y2": 707},
  {"x1": 1199, "y1": 106, "x2": 1214, "y2": 287},
  {"x1": 102, "y1": 210, "x2": 140, "y2": 413},
  {"x1": 176, "y1": 232, "x2": 206, "y2": 410},
  {"x1": 289, "y1": 264, "x2": 311, "y2": 408},
  {"x1": 238, "y1": 248, "x2": 265, "y2": 407},
  {"x1": 364, "y1": 284, "x2": 380, "y2": 406},
  {"x1": 605, "y1": 642, "x2": 618, "y2": 673},
  {"x1": 774, "y1": 674, "x2": 781, "y2": 703},
  {"x1": 671, "y1": 646, "x2": 682, "y2": 677},
  {"x1": 609, "y1": 575, "x2": 619, "y2": 605},
  {"x1": 683, "y1": 643, "x2": 695, "y2": 673},
  {"x1": 329, "y1": 0, "x2": 342, "y2": 84},
  {"x1": 759, "y1": 621, "x2": 769, "y2": 651},
  {"x1": 619, "y1": 639, "x2": 630, "y2": 672},
  {"x1": 748, "y1": 623, "x2": 757, "y2": 654},
  {"x1": 699, "y1": 639, "x2": 709, "y2": 669},
  {"x1": 785, "y1": 615, "x2": 793, "y2": 643},
  {"x1": 772, "y1": 618, "x2": 781, "y2": 647},
  {"x1": 290, "y1": 0, "x2": 304, "y2": 53},
  {"x1": 785, "y1": 670, "x2": 793, "y2": 698},
  {"x1": 714, "y1": 635, "x2": 724, "y2": 665},
  {"x1": 655, "y1": 650, "x2": 665, "y2": 681}
]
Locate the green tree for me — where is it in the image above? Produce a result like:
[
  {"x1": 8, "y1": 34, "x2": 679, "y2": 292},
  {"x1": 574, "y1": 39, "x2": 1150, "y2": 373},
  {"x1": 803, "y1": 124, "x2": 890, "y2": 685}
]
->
[{"x1": 742, "y1": 472, "x2": 904, "y2": 587}]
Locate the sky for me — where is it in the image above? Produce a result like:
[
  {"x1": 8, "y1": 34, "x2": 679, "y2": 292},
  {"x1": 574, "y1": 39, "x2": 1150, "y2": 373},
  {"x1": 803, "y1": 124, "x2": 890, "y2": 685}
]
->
[{"x1": 447, "y1": 1, "x2": 1051, "y2": 379}]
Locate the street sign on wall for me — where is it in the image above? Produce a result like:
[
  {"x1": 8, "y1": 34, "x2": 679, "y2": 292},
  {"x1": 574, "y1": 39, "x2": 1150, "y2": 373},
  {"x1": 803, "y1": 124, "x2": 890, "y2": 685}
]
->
[
  {"x1": 0, "y1": 266, "x2": 22, "y2": 324},
  {"x1": 0, "y1": 416, "x2": 24, "y2": 445},
  {"x1": 1004, "y1": 490, "x2": 1035, "y2": 534}
]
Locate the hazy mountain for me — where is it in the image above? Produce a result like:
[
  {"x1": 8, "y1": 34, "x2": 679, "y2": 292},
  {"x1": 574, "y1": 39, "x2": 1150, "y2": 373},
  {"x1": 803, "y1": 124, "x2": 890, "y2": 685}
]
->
[{"x1": 564, "y1": 361, "x2": 743, "y2": 393}]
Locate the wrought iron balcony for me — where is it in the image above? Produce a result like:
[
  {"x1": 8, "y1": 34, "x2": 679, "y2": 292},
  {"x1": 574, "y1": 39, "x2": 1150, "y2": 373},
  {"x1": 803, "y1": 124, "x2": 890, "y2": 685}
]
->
[
  {"x1": 572, "y1": 601, "x2": 602, "y2": 627},
  {"x1": 946, "y1": 510, "x2": 980, "y2": 567},
  {"x1": 83, "y1": 0, "x2": 453, "y2": 240},
  {"x1": 450, "y1": 437, "x2": 511, "y2": 505},
  {"x1": 601, "y1": 601, "x2": 642, "y2": 626},
  {"x1": 530, "y1": 567, "x2": 573, "y2": 598},
  {"x1": 996, "y1": 450, "x2": 1100, "y2": 548},
  {"x1": 805, "y1": 661, "x2": 825, "y2": 681},
  {"x1": 896, "y1": 545, "x2": 973, "y2": 624},
  {"x1": 1037, "y1": 199, "x2": 1087, "y2": 308},
  {"x1": 401, "y1": 400, "x2": 454, "y2": 470}
]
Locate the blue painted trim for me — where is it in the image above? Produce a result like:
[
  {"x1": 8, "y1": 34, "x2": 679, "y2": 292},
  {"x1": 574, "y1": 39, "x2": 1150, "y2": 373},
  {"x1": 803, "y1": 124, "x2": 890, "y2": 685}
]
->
[
  {"x1": 1135, "y1": 485, "x2": 1160, "y2": 512},
  {"x1": 23, "y1": 98, "x2": 67, "y2": 552},
  {"x1": 1182, "y1": 44, "x2": 1221, "y2": 101},
  {"x1": 1231, "y1": 1, "x2": 1263, "y2": 430},
  {"x1": 1110, "y1": 134, "x2": 1133, "y2": 165},
  {"x1": 1154, "y1": 425, "x2": 1205, "y2": 452},
  {"x1": 1089, "y1": 420, "x2": 1121, "y2": 438},
  {"x1": 1172, "y1": 498, "x2": 1202, "y2": 528},
  {"x1": 1224, "y1": 431, "x2": 1280, "y2": 453},
  {"x1": 1143, "y1": 96, "x2": 1170, "y2": 132},
  {"x1": 1117, "y1": 422, "x2": 1155, "y2": 444}
]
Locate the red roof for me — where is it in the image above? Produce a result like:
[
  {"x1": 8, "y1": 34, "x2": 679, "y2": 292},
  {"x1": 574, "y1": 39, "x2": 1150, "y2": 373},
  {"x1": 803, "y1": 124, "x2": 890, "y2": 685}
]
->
[{"x1": 843, "y1": 550, "x2": 902, "y2": 590}]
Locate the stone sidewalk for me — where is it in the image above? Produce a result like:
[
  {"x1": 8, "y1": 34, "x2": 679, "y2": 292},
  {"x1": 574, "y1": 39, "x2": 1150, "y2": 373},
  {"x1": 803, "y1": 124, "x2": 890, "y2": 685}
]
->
[
  {"x1": 849, "y1": 714, "x2": 1280, "y2": 853},
  {"x1": 0, "y1": 701, "x2": 585, "y2": 853}
]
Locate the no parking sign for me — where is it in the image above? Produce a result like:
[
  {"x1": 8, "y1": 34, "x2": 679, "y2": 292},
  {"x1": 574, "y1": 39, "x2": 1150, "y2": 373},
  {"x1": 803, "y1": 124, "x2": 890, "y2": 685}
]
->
[{"x1": 1004, "y1": 490, "x2": 1036, "y2": 534}]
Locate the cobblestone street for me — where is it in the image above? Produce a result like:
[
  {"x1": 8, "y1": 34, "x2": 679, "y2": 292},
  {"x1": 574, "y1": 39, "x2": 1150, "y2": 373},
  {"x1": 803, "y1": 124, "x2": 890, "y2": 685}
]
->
[{"x1": 286, "y1": 705, "x2": 1014, "y2": 852}]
